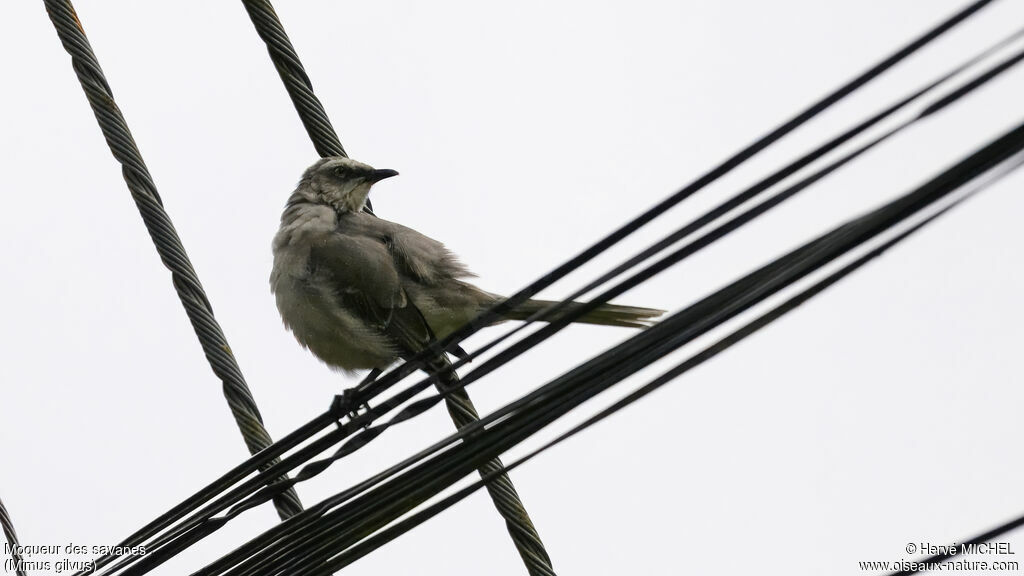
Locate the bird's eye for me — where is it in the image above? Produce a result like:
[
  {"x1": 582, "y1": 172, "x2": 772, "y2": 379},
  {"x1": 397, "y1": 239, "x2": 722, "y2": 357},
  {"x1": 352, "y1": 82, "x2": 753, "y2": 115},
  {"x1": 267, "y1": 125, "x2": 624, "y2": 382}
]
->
[{"x1": 333, "y1": 167, "x2": 346, "y2": 176}]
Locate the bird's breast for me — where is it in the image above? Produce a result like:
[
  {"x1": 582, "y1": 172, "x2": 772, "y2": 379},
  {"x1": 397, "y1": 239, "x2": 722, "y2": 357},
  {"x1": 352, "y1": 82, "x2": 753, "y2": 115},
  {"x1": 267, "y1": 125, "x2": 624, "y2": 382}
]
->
[{"x1": 271, "y1": 258, "x2": 396, "y2": 373}]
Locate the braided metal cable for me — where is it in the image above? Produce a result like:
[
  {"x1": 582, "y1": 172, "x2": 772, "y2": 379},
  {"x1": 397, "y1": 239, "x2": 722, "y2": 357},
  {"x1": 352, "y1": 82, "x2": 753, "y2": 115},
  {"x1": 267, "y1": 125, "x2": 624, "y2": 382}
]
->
[
  {"x1": 0, "y1": 496, "x2": 26, "y2": 576},
  {"x1": 240, "y1": 0, "x2": 347, "y2": 159},
  {"x1": 441, "y1": 385, "x2": 555, "y2": 576},
  {"x1": 238, "y1": 0, "x2": 552, "y2": 571},
  {"x1": 43, "y1": 0, "x2": 302, "y2": 521}
]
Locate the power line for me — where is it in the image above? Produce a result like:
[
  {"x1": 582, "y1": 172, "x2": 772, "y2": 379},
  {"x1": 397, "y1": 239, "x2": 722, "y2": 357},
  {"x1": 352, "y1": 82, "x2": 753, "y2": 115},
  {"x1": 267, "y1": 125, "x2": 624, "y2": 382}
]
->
[
  {"x1": 324, "y1": 162, "x2": 1021, "y2": 571},
  {"x1": 0, "y1": 496, "x2": 27, "y2": 576},
  {"x1": 42, "y1": 0, "x2": 302, "y2": 520},
  {"x1": 228, "y1": 125, "x2": 1024, "y2": 575}
]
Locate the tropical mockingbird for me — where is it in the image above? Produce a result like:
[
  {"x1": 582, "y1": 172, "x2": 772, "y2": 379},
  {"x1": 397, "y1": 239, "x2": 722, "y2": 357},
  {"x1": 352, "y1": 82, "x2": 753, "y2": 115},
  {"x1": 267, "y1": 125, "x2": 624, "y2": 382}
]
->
[{"x1": 271, "y1": 157, "x2": 663, "y2": 379}]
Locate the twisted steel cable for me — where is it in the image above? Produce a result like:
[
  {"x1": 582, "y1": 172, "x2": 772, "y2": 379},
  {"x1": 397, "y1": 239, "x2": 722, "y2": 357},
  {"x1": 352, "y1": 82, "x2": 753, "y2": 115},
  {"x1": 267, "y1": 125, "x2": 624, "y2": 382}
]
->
[
  {"x1": 240, "y1": 1, "x2": 347, "y2": 159},
  {"x1": 0, "y1": 497, "x2": 26, "y2": 576},
  {"x1": 441, "y1": 385, "x2": 555, "y2": 576},
  {"x1": 43, "y1": 0, "x2": 302, "y2": 521},
  {"x1": 238, "y1": 1, "x2": 553, "y2": 572}
]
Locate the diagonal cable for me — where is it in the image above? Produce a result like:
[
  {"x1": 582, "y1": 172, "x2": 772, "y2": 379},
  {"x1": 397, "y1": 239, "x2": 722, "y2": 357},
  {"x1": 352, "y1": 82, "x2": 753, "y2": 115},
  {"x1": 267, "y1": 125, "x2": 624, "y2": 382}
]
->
[
  {"x1": 0, "y1": 496, "x2": 27, "y2": 576},
  {"x1": 43, "y1": 0, "x2": 302, "y2": 520},
  {"x1": 239, "y1": 2, "x2": 346, "y2": 159}
]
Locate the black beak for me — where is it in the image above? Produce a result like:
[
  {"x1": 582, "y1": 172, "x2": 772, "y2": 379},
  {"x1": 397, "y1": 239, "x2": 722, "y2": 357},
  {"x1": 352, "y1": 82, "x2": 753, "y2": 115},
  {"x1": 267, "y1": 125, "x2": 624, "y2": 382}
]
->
[{"x1": 369, "y1": 168, "x2": 399, "y2": 183}]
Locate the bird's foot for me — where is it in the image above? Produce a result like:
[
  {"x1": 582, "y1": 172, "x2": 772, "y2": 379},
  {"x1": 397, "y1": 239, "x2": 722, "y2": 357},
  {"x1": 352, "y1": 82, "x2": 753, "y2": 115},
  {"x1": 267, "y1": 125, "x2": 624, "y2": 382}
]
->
[{"x1": 332, "y1": 389, "x2": 373, "y2": 429}]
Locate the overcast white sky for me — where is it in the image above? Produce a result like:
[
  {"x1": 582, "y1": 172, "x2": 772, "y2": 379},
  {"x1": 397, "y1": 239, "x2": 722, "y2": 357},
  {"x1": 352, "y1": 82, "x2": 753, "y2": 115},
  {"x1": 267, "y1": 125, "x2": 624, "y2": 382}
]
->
[{"x1": 3, "y1": 2, "x2": 1024, "y2": 575}]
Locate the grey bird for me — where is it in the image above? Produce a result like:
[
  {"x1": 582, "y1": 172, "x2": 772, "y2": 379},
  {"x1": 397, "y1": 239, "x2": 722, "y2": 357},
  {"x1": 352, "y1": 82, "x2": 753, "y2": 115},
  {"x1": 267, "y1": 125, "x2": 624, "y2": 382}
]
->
[{"x1": 271, "y1": 157, "x2": 663, "y2": 377}]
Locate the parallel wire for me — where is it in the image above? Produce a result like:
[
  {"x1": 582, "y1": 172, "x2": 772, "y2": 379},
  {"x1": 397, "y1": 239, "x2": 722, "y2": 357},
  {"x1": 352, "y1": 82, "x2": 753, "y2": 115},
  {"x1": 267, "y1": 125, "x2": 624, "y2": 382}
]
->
[
  {"x1": 323, "y1": 169, "x2": 1014, "y2": 570},
  {"x1": 237, "y1": 0, "x2": 549, "y2": 572},
  {"x1": 179, "y1": 108, "x2": 1024, "y2": 576},
  {"x1": 0, "y1": 496, "x2": 27, "y2": 576},
  {"x1": 73, "y1": 5, "x2": 1008, "y2": 573},
  {"x1": 243, "y1": 126, "x2": 1024, "y2": 574},
  {"x1": 42, "y1": 0, "x2": 302, "y2": 520}
]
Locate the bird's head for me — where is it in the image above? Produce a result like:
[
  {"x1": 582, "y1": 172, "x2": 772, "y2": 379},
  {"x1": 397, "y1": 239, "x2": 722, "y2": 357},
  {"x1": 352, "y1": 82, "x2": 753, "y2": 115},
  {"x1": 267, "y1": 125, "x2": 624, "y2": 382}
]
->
[{"x1": 300, "y1": 156, "x2": 399, "y2": 213}]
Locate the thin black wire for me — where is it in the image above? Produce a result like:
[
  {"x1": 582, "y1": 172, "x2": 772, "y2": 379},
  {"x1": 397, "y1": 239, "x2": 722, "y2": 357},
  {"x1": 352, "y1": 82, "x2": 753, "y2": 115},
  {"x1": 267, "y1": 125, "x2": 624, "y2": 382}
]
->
[
  {"x1": 204, "y1": 121, "x2": 1024, "y2": 576},
  {"x1": 321, "y1": 174, "x2": 1006, "y2": 571},
  {"x1": 42, "y1": 0, "x2": 302, "y2": 520},
  {"x1": 76, "y1": 12, "x2": 1019, "y2": 574},
  {"x1": 285, "y1": 131, "x2": 1024, "y2": 575},
  {"x1": 325, "y1": 153, "x2": 1024, "y2": 570},
  {"x1": 0, "y1": 496, "x2": 27, "y2": 576},
  {"x1": 348, "y1": 0, "x2": 1002, "y2": 405}
]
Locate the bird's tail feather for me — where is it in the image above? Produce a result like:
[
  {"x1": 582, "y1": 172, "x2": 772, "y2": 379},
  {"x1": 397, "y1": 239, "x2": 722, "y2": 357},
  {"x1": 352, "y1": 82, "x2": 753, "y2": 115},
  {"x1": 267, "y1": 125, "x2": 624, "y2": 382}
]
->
[{"x1": 503, "y1": 298, "x2": 663, "y2": 328}]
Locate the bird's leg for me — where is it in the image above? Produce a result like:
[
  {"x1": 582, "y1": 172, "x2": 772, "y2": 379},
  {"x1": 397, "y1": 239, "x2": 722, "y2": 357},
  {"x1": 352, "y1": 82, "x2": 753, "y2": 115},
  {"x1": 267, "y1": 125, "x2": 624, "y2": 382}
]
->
[{"x1": 328, "y1": 368, "x2": 383, "y2": 429}]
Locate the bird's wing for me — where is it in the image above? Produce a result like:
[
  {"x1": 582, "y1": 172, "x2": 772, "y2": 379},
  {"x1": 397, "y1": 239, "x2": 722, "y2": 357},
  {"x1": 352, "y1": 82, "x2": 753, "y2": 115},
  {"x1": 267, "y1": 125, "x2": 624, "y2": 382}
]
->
[
  {"x1": 385, "y1": 222, "x2": 476, "y2": 284},
  {"x1": 309, "y1": 232, "x2": 436, "y2": 357}
]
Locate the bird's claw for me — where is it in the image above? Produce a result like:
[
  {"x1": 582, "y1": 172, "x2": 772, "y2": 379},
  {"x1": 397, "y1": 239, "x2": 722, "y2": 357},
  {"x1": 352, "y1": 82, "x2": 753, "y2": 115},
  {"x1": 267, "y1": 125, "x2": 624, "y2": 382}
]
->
[{"x1": 332, "y1": 390, "x2": 373, "y2": 429}]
